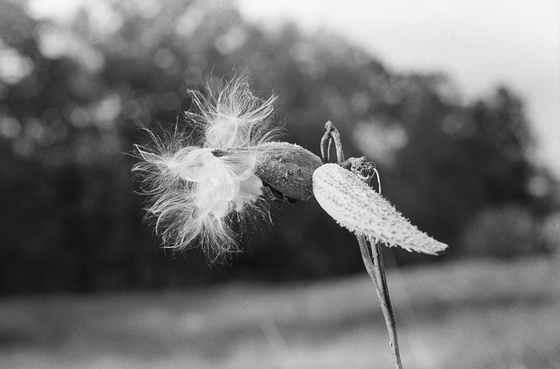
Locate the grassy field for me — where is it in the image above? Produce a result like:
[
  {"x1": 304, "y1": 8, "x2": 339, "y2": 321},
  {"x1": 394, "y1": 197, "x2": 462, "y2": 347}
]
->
[{"x1": 1, "y1": 256, "x2": 559, "y2": 369}]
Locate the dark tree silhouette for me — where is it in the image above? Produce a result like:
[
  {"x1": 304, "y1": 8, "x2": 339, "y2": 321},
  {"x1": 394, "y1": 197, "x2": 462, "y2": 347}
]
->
[{"x1": 0, "y1": 0, "x2": 556, "y2": 294}]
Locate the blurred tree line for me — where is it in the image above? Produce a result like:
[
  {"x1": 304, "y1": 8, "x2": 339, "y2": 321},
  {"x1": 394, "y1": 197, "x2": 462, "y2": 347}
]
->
[{"x1": 0, "y1": 0, "x2": 558, "y2": 294}]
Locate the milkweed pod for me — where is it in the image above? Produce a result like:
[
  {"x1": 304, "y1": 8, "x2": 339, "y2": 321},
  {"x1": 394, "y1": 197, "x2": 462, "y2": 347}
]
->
[
  {"x1": 312, "y1": 163, "x2": 448, "y2": 255},
  {"x1": 255, "y1": 142, "x2": 323, "y2": 201}
]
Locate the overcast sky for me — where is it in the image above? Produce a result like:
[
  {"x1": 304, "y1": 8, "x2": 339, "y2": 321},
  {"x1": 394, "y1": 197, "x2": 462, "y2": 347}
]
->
[{"x1": 237, "y1": 0, "x2": 560, "y2": 177}]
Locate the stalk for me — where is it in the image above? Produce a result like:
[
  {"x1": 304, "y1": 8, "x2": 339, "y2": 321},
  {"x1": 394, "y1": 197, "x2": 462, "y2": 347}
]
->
[{"x1": 321, "y1": 121, "x2": 403, "y2": 369}]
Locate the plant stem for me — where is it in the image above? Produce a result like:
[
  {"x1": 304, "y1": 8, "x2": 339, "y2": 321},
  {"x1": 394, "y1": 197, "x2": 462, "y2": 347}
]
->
[
  {"x1": 358, "y1": 236, "x2": 403, "y2": 369},
  {"x1": 322, "y1": 121, "x2": 403, "y2": 369}
]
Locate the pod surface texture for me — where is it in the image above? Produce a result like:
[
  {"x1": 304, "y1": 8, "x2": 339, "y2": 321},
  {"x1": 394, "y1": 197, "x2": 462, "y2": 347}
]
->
[{"x1": 313, "y1": 163, "x2": 448, "y2": 255}]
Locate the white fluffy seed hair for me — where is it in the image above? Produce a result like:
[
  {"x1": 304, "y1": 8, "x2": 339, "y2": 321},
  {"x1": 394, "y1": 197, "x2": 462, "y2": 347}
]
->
[
  {"x1": 188, "y1": 77, "x2": 281, "y2": 149},
  {"x1": 133, "y1": 76, "x2": 282, "y2": 260}
]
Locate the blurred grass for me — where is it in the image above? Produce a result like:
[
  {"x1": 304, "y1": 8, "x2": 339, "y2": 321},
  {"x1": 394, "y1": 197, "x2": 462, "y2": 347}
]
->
[{"x1": 1, "y1": 256, "x2": 559, "y2": 369}]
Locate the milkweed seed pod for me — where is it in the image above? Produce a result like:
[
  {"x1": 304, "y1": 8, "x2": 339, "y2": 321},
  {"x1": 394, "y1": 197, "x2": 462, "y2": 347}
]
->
[
  {"x1": 255, "y1": 142, "x2": 323, "y2": 202},
  {"x1": 312, "y1": 163, "x2": 448, "y2": 255}
]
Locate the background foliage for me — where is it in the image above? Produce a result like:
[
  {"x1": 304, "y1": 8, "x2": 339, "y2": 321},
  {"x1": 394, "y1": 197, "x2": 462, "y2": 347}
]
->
[{"x1": 0, "y1": 0, "x2": 558, "y2": 294}]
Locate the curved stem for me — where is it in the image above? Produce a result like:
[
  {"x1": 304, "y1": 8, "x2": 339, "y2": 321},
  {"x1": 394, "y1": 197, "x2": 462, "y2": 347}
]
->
[
  {"x1": 323, "y1": 122, "x2": 403, "y2": 369},
  {"x1": 357, "y1": 236, "x2": 403, "y2": 369},
  {"x1": 373, "y1": 240, "x2": 403, "y2": 369}
]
